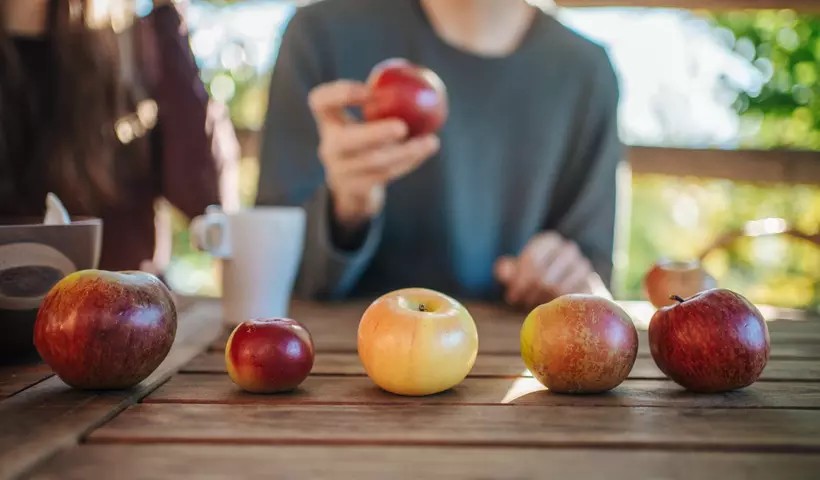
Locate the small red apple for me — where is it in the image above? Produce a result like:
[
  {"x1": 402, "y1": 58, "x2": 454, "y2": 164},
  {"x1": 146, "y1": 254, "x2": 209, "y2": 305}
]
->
[
  {"x1": 225, "y1": 317, "x2": 315, "y2": 393},
  {"x1": 648, "y1": 288, "x2": 770, "y2": 393},
  {"x1": 362, "y1": 58, "x2": 448, "y2": 138},
  {"x1": 643, "y1": 259, "x2": 717, "y2": 309},
  {"x1": 34, "y1": 270, "x2": 177, "y2": 390},
  {"x1": 521, "y1": 294, "x2": 639, "y2": 394}
]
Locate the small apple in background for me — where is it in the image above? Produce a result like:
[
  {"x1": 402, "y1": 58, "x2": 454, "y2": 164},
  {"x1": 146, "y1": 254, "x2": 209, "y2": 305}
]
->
[
  {"x1": 648, "y1": 288, "x2": 770, "y2": 393},
  {"x1": 521, "y1": 294, "x2": 638, "y2": 394},
  {"x1": 34, "y1": 270, "x2": 177, "y2": 390},
  {"x1": 358, "y1": 288, "x2": 478, "y2": 396},
  {"x1": 643, "y1": 259, "x2": 717, "y2": 309},
  {"x1": 362, "y1": 58, "x2": 449, "y2": 138},
  {"x1": 225, "y1": 318, "x2": 315, "y2": 393}
]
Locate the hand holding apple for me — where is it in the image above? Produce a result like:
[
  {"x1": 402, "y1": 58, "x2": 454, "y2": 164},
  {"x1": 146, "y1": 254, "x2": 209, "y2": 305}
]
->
[
  {"x1": 33, "y1": 270, "x2": 177, "y2": 390},
  {"x1": 357, "y1": 288, "x2": 478, "y2": 396},
  {"x1": 643, "y1": 259, "x2": 717, "y2": 309},
  {"x1": 362, "y1": 58, "x2": 449, "y2": 138},
  {"x1": 307, "y1": 79, "x2": 440, "y2": 230},
  {"x1": 648, "y1": 288, "x2": 770, "y2": 393},
  {"x1": 225, "y1": 318, "x2": 315, "y2": 393},
  {"x1": 521, "y1": 294, "x2": 638, "y2": 394}
]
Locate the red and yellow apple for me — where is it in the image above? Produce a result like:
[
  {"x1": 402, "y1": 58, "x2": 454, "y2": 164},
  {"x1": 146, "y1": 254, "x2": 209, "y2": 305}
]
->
[
  {"x1": 648, "y1": 288, "x2": 770, "y2": 393},
  {"x1": 357, "y1": 288, "x2": 478, "y2": 396},
  {"x1": 643, "y1": 259, "x2": 717, "y2": 309},
  {"x1": 225, "y1": 317, "x2": 315, "y2": 393},
  {"x1": 521, "y1": 294, "x2": 638, "y2": 394},
  {"x1": 33, "y1": 270, "x2": 177, "y2": 390},
  {"x1": 362, "y1": 58, "x2": 449, "y2": 138}
]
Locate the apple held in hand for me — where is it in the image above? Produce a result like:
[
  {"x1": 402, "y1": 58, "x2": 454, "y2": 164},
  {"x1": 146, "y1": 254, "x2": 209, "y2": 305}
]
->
[
  {"x1": 34, "y1": 270, "x2": 177, "y2": 390},
  {"x1": 643, "y1": 259, "x2": 717, "y2": 309},
  {"x1": 362, "y1": 58, "x2": 449, "y2": 138},
  {"x1": 358, "y1": 288, "x2": 478, "y2": 396},
  {"x1": 521, "y1": 295, "x2": 638, "y2": 394},
  {"x1": 648, "y1": 288, "x2": 770, "y2": 393},
  {"x1": 225, "y1": 318, "x2": 315, "y2": 393}
]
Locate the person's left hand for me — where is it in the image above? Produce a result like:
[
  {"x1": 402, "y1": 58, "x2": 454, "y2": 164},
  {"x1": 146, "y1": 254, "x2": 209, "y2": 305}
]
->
[{"x1": 494, "y1": 232, "x2": 598, "y2": 309}]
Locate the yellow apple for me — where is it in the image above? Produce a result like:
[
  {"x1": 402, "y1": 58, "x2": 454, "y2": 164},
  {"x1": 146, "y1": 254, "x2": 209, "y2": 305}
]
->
[{"x1": 357, "y1": 288, "x2": 478, "y2": 396}]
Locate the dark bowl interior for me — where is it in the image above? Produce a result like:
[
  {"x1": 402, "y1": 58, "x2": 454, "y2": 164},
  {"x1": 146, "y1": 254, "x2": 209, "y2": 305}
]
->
[{"x1": 0, "y1": 217, "x2": 102, "y2": 364}]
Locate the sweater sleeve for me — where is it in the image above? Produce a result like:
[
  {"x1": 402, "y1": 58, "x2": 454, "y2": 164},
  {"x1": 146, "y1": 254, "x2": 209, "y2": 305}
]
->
[
  {"x1": 543, "y1": 46, "x2": 624, "y2": 287},
  {"x1": 144, "y1": 4, "x2": 240, "y2": 218},
  {"x1": 255, "y1": 9, "x2": 383, "y2": 300}
]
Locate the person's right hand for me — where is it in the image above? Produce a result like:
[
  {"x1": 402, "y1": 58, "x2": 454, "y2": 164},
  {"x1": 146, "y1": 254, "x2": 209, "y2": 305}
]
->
[{"x1": 308, "y1": 80, "x2": 440, "y2": 230}]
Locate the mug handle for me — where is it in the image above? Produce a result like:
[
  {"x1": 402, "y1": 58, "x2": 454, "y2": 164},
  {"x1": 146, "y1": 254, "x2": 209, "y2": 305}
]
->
[{"x1": 190, "y1": 208, "x2": 231, "y2": 259}]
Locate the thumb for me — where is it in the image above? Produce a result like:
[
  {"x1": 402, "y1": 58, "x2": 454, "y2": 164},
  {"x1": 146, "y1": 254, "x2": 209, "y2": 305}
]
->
[{"x1": 494, "y1": 256, "x2": 517, "y2": 284}]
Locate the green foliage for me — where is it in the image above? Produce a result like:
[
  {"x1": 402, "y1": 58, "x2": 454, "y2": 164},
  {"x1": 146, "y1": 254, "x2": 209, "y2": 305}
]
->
[{"x1": 707, "y1": 10, "x2": 820, "y2": 149}]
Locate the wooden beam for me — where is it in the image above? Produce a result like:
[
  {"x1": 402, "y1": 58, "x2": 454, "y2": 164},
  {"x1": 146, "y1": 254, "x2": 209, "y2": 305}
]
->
[
  {"x1": 555, "y1": 0, "x2": 820, "y2": 10},
  {"x1": 238, "y1": 130, "x2": 820, "y2": 185},
  {"x1": 628, "y1": 146, "x2": 820, "y2": 184}
]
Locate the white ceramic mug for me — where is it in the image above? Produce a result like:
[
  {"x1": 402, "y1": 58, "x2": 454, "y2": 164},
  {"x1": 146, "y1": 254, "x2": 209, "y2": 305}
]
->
[{"x1": 190, "y1": 205, "x2": 306, "y2": 327}]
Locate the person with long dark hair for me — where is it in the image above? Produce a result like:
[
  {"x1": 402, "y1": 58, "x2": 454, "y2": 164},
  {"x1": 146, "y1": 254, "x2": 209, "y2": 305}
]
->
[{"x1": 0, "y1": 0, "x2": 239, "y2": 272}]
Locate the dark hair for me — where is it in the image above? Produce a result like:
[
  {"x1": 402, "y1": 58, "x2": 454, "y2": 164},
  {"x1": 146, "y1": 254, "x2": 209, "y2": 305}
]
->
[{"x1": 0, "y1": 0, "x2": 149, "y2": 214}]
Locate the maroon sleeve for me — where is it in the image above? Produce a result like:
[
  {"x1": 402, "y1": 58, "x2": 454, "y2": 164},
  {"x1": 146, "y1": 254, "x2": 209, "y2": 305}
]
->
[{"x1": 140, "y1": 4, "x2": 240, "y2": 218}]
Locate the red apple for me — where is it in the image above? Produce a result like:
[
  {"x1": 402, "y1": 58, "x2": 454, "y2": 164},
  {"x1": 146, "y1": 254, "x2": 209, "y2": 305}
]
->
[
  {"x1": 520, "y1": 294, "x2": 639, "y2": 394},
  {"x1": 648, "y1": 288, "x2": 770, "y2": 393},
  {"x1": 643, "y1": 259, "x2": 717, "y2": 309},
  {"x1": 362, "y1": 58, "x2": 448, "y2": 138},
  {"x1": 225, "y1": 317, "x2": 315, "y2": 393},
  {"x1": 358, "y1": 288, "x2": 478, "y2": 396},
  {"x1": 33, "y1": 270, "x2": 177, "y2": 390}
]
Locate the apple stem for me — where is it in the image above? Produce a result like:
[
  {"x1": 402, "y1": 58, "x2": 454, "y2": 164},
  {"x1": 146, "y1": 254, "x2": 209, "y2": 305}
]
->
[{"x1": 670, "y1": 295, "x2": 686, "y2": 304}]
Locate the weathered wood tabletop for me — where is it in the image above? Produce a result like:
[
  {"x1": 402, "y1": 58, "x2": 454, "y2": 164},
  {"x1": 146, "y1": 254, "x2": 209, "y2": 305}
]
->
[{"x1": 2, "y1": 297, "x2": 820, "y2": 479}]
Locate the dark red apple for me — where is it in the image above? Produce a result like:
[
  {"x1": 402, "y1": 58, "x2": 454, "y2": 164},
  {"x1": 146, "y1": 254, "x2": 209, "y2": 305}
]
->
[
  {"x1": 33, "y1": 270, "x2": 177, "y2": 390},
  {"x1": 648, "y1": 288, "x2": 770, "y2": 393},
  {"x1": 225, "y1": 317, "x2": 315, "y2": 393},
  {"x1": 362, "y1": 58, "x2": 448, "y2": 138},
  {"x1": 643, "y1": 259, "x2": 717, "y2": 309}
]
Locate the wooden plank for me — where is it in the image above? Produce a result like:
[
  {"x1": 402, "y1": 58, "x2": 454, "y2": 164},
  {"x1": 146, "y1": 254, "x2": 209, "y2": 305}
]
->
[
  {"x1": 0, "y1": 364, "x2": 52, "y2": 399},
  {"x1": 0, "y1": 301, "x2": 222, "y2": 480},
  {"x1": 22, "y1": 445, "x2": 820, "y2": 480},
  {"x1": 145, "y1": 373, "x2": 820, "y2": 409},
  {"x1": 237, "y1": 130, "x2": 820, "y2": 184},
  {"x1": 182, "y1": 351, "x2": 820, "y2": 382},
  {"x1": 207, "y1": 300, "x2": 820, "y2": 358},
  {"x1": 87, "y1": 403, "x2": 820, "y2": 452}
]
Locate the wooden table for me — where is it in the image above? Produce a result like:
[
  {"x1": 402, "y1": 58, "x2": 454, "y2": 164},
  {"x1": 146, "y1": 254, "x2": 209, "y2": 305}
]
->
[{"x1": 2, "y1": 297, "x2": 820, "y2": 479}]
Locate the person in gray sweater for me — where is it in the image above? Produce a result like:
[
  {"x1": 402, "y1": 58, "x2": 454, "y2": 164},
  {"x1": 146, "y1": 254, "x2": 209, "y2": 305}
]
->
[{"x1": 256, "y1": 0, "x2": 623, "y2": 310}]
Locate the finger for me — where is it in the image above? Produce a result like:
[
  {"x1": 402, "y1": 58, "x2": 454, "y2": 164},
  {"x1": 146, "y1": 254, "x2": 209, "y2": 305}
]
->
[
  {"x1": 494, "y1": 256, "x2": 517, "y2": 285},
  {"x1": 558, "y1": 262, "x2": 596, "y2": 296},
  {"x1": 522, "y1": 287, "x2": 556, "y2": 311},
  {"x1": 326, "y1": 119, "x2": 409, "y2": 156},
  {"x1": 505, "y1": 234, "x2": 563, "y2": 305},
  {"x1": 308, "y1": 80, "x2": 369, "y2": 125},
  {"x1": 539, "y1": 242, "x2": 582, "y2": 289},
  {"x1": 340, "y1": 134, "x2": 438, "y2": 179}
]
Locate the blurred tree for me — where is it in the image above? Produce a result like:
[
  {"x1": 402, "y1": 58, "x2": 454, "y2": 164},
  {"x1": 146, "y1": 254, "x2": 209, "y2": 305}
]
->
[{"x1": 708, "y1": 10, "x2": 820, "y2": 149}]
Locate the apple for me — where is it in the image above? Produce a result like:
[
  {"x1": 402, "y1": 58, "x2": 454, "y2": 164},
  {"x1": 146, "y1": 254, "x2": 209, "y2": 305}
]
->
[
  {"x1": 362, "y1": 58, "x2": 449, "y2": 138},
  {"x1": 225, "y1": 317, "x2": 315, "y2": 393},
  {"x1": 648, "y1": 288, "x2": 770, "y2": 393},
  {"x1": 643, "y1": 259, "x2": 717, "y2": 309},
  {"x1": 33, "y1": 270, "x2": 177, "y2": 390},
  {"x1": 357, "y1": 288, "x2": 478, "y2": 396},
  {"x1": 521, "y1": 294, "x2": 638, "y2": 394}
]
